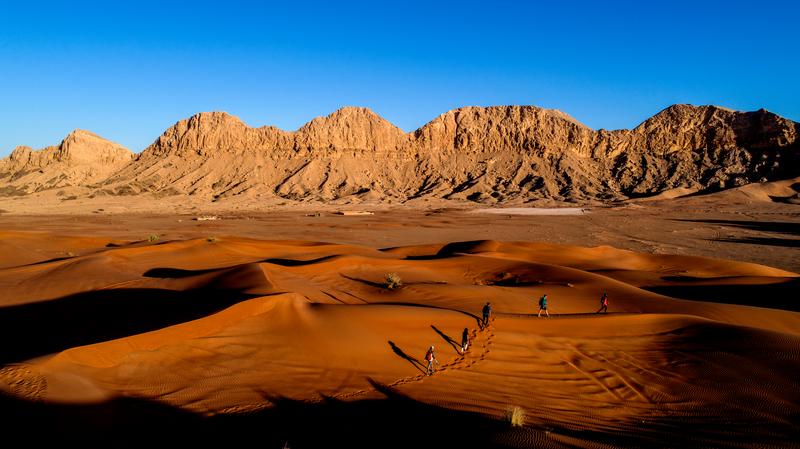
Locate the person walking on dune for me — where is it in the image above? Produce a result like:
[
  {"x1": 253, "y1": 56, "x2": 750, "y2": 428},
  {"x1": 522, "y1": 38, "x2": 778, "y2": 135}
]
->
[
  {"x1": 537, "y1": 294, "x2": 550, "y2": 318},
  {"x1": 482, "y1": 302, "x2": 492, "y2": 328},
  {"x1": 424, "y1": 345, "x2": 439, "y2": 375},
  {"x1": 460, "y1": 327, "x2": 470, "y2": 354},
  {"x1": 597, "y1": 291, "x2": 609, "y2": 314}
]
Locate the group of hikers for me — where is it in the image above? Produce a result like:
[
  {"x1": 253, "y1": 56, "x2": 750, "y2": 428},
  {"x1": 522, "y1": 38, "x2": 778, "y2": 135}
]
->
[{"x1": 422, "y1": 291, "x2": 610, "y2": 376}]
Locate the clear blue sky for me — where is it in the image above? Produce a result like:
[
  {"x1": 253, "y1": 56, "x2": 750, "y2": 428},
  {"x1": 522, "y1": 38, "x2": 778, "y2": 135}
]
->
[{"x1": 1, "y1": 0, "x2": 798, "y2": 155}]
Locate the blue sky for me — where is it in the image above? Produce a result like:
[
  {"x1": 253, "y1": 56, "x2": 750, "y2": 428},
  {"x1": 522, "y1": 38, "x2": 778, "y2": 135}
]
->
[{"x1": 1, "y1": 0, "x2": 798, "y2": 155}]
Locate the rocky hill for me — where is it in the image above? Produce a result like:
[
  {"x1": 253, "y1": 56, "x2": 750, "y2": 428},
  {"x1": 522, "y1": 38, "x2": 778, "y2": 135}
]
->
[
  {"x1": 2, "y1": 105, "x2": 798, "y2": 204},
  {"x1": 0, "y1": 130, "x2": 133, "y2": 196}
]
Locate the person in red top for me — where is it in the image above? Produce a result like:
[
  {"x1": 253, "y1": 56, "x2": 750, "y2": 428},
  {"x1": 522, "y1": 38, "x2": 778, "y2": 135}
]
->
[
  {"x1": 597, "y1": 292, "x2": 609, "y2": 314},
  {"x1": 424, "y1": 345, "x2": 439, "y2": 375}
]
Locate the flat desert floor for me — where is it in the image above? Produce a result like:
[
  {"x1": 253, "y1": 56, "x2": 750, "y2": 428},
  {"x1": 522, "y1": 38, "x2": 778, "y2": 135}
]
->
[{"x1": 0, "y1": 198, "x2": 798, "y2": 448}]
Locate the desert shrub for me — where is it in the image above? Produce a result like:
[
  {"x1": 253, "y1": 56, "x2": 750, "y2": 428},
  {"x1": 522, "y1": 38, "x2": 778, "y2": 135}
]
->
[
  {"x1": 148, "y1": 234, "x2": 160, "y2": 242},
  {"x1": 384, "y1": 272, "x2": 402, "y2": 290},
  {"x1": 505, "y1": 406, "x2": 525, "y2": 427},
  {"x1": 207, "y1": 236, "x2": 218, "y2": 243}
]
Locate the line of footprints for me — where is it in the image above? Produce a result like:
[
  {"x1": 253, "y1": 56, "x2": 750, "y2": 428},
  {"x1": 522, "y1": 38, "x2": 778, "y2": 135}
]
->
[{"x1": 331, "y1": 323, "x2": 495, "y2": 401}]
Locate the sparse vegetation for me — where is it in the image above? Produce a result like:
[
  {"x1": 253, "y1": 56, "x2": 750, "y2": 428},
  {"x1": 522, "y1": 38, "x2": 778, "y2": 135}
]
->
[
  {"x1": 207, "y1": 236, "x2": 218, "y2": 243},
  {"x1": 148, "y1": 234, "x2": 160, "y2": 242},
  {"x1": 505, "y1": 406, "x2": 525, "y2": 427},
  {"x1": 384, "y1": 272, "x2": 402, "y2": 290}
]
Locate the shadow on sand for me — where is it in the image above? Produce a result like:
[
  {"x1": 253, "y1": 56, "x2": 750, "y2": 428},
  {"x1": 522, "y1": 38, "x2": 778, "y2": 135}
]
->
[
  {"x1": 672, "y1": 219, "x2": 800, "y2": 236},
  {"x1": 0, "y1": 381, "x2": 513, "y2": 449},
  {"x1": 711, "y1": 236, "x2": 800, "y2": 248},
  {"x1": 387, "y1": 341, "x2": 426, "y2": 374},
  {"x1": 643, "y1": 277, "x2": 800, "y2": 312},
  {"x1": 430, "y1": 325, "x2": 462, "y2": 354},
  {"x1": 3, "y1": 375, "x2": 793, "y2": 449},
  {"x1": 0, "y1": 286, "x2": 261, "y2": 364},
  {"x1": 669, "y1": 218, "x2": 800, "y2": 249}
]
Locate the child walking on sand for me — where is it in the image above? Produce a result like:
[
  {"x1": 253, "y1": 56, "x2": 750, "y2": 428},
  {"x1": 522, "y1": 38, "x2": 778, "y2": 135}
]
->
[{"x1": 461, "y1": 327, "x2": 470, "y2": 354}]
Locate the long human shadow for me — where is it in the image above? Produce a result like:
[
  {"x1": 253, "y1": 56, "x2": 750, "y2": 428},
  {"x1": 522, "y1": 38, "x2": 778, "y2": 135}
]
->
[
  {"x1": 387, "y1": 340, "x2": 426, "y2": 374},
  {"x1": 0, "y1": 286, "x2": 261, "y2": 364},
  {"x1": 430, "y1": 325, "x2": 462, "y2": 354}
]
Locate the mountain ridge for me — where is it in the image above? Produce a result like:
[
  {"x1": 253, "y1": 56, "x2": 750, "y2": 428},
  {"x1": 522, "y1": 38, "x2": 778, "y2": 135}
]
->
[{"x1": 1, "y1": 104, "x2": 797, "y2": 204}]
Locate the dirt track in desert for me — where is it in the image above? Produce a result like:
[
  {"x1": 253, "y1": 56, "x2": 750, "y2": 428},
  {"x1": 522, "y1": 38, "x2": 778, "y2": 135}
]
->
[{"x1": 0, "y1": 201, "x2": 798, "y2": 448}]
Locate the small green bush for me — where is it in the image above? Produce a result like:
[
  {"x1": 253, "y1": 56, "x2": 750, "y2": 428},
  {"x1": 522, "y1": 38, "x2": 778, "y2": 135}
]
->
[
  {"x1": 148, "y1": 234, "x2": 160, "y2": 242},
  {"x1": 384, "y1": 272, "x2": 402, "y2": 290},
  {"x1": 505, "y1": 406, "x2": 525, "y2": 427}
]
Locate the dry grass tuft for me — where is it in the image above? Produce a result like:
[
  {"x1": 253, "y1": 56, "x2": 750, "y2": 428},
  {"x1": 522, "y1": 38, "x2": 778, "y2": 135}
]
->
[
  {"x1": 384, "y1": 272, "x2": 402, "y2": 290},
  {"x1": 505, "y1": 406, "x2": 525, "y2": 427}
]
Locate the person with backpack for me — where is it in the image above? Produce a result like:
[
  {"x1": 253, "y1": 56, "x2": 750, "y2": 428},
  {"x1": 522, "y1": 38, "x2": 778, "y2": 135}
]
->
[
  {"x1": 597, "y1": 292, "x2": 609, "y2": 314},
  {"x1": 537, "y1": 294, "x2": 550, "y2": 318},
  {"x1": 482, "y1": 302, "x2": 492, "y2": 328},
  {"x1": 424, "y1": 345, "x2": 439, "y2": 375},
  {"x1": 460, "y1": 327, "x2": 470, "y2": 354}
]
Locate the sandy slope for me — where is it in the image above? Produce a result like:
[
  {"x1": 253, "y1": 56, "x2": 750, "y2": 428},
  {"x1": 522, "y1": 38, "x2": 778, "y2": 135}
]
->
[{"x1": 0, "y1": 233, "x2": 798, "y2": 447}]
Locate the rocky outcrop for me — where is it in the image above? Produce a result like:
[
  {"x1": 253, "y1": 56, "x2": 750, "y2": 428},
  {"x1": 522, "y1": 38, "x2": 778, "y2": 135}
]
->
[
  {"x1": 144, "y1": 112, "x2": 293, "y2": 157},
  {"x1": 295, "y1": 107, "x2": 411, "y2": 153},
  {"x1": 0, "y1": 130, "x2": 133, "y2": 195},
  {"x1": 606, "y1": 105, "x2": 799, "y2": 195},
  {"x1": 4, "y1": 104, "x2": 798, "y2": 203}
]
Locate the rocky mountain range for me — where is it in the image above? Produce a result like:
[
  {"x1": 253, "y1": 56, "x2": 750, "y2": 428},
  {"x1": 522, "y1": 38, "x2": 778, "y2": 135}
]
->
[
  {"x1": 1, "y1": 104, "x2": 798, "y2": 204},
  {"x1": 0, "y1": 130, "x2": 133, "y2": 197}
]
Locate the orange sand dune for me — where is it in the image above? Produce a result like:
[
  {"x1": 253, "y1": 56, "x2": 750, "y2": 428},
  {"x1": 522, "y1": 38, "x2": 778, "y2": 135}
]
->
[{"x1": 1, "y1": 232, "x2": 798, "y2": 448}]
